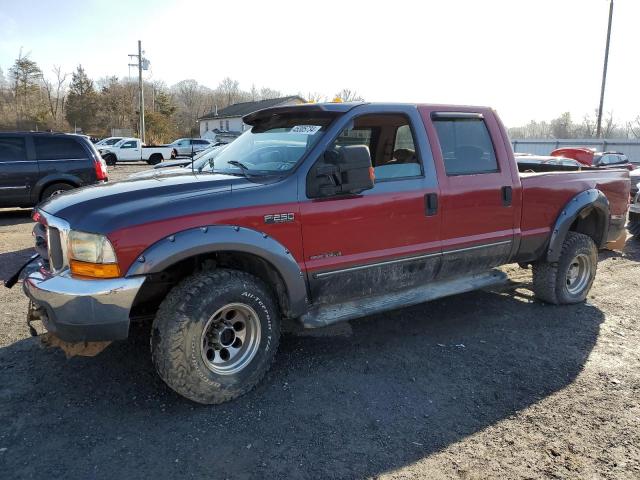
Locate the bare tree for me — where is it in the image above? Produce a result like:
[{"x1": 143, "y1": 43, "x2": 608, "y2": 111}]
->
[
  {"x1": 304, "y1": 92, "x2": 325, "y2": 103},
  {"x1": 40, "y1": 65, "x2": 68, "y2": 127},
  {"x1": 259, "y1": 87, "x2": 281, "y2": 100},
  {"x1": 249, "y1": 84, "x2": 259, "y2": 101},
  {"x1": 334, "y1": 88, "x2": 364, "y2": 102},
  {"x1": 601, "y1": 111, "x2": 617, "y2": 138},
  {"x1": 628, "y1": 116, "x2": 640, "y2": 139},
  {"x1": 550, "y1": 112, "x2": 574, "y2": 138},
  {"x1": 217, "y1": 77, "x2": 240, "y2": 107}
]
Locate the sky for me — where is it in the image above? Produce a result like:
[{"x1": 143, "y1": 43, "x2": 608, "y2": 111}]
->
[{"x1": 0, "y1": 0, "x2": 638, "y2": 127}]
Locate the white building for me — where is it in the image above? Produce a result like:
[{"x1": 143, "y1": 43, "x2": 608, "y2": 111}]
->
[{"x1": 198, "y1": 96, "x2": 306, "y2": 138}]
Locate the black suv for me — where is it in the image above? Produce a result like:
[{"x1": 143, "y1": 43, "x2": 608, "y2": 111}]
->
[{"x1": 0, "y1": 132, "x2": 108, "y2": 208}]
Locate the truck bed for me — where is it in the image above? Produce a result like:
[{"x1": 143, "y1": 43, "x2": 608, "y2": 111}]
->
[{"x1": 517, "y1": 168, "x2": 630, "y2": 260}]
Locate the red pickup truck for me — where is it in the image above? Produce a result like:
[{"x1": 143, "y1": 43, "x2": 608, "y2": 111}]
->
[{"x1": 14, "y1": 102, "x2": 630, "y2": 404}]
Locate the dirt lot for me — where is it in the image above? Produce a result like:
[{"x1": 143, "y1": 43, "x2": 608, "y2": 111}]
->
[{"x1": 1, "y1": 162, "x2": 639, "y2": 479}]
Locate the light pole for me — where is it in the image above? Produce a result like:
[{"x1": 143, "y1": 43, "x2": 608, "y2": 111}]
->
[{"x1": 596, "y1": 0, "x2": 614, "y2": 138}]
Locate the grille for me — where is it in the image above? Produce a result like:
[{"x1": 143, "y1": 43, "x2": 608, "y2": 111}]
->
[{"x1": 48, "y1": 226, "x2": 64, "y2": 271}]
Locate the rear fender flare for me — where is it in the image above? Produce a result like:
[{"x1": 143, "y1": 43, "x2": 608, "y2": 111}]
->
[
  {"x1": 125, "y1": 225, "x2": 308, "y2": 317},
  {"x1": 547, "y1": 188, "x2": 609, "y2": 262}
]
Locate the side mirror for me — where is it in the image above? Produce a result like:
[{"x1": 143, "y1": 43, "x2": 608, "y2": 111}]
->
[{"x1": 307, "y1": 145, "x2": 375, "y2": 198}]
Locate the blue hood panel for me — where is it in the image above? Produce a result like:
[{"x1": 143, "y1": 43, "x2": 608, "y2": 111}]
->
[{"x1": 39, "y1": 173, "x2": 257, "y2": 233}]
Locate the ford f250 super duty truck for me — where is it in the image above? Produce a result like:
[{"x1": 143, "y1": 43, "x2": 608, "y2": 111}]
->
[{"x1": 10, "y1": 102, "x2": 630, "y2": 404}]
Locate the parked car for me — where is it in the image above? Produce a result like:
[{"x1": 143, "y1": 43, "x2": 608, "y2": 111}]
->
[
  {"x1": 551, "y1": 147, "x2": 634, "y2": 170},
  {"x1": 168, "y1": 138, "x2": 213, "y2": 157},
  {"x1": 628, "y1": 169, "x2": 640, "y2": 236},
  {"x1": 128, "y1": 145, "x2": 228, "y2": 179},
  {"x1": 0, "y1": 132, "x2": 108, "y2": 208},
  {"x1": 153, "y1": 144, "x2": 227, "y2": 170},
  {"x1": 13, "y1": 102, "x2": 630, "y2": 404},
  {"x1": 95, "y1": 137, "x2": 123, "y2": 147},
  {"x1": 98, "y1": 138, "x2": 175, "y2": 165}
]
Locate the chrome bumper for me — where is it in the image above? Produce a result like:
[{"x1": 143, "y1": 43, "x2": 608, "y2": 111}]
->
[
  {"x1": 22, "y1": 259, "x2": 145, "y2": 342},
  {"x1": 630, "y1": 201, "x2": 640, "y2": 214}
]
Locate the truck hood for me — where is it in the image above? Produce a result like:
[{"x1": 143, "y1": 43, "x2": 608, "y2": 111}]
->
[
  {"x1": 129, "y1": 166, "x2": 190, "y2": 179},
  {"x1": 38, "y1": 172, "x2": 260, "y2": 233}
]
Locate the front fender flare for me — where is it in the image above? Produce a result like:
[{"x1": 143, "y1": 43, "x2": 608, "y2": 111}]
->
[
  {"x1": 125, "y1": 225, "x2": 308, "y2": 317},
  {"x1": 547, "y1": 188, "x2": 609, "y2": 262}
]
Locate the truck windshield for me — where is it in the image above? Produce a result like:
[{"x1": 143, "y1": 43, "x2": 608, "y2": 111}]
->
[{"x1": 209, "y1": 115, "x2": 334, "y2": 176}]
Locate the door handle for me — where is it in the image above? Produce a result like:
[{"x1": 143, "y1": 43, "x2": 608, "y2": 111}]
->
[
  {"x1": 425, "y1": 193, "x2": 438, "y2": 216},
  {"x1": 501, "y1": 186, "x2": 513, "y2": 207}
]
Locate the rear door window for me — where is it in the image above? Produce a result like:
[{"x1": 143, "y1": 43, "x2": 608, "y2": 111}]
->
[
  {"x1": 0, "y1": 136, "x2": 28, "y2": 162},
  {"x1": 433, "y1": 117, "x2": 499, "y2": 175},
  {"x1": 34, "y1": 136, "x2": 87, "y2": 160}
]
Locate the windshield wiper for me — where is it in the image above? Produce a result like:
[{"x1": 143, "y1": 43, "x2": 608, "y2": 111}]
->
[{"x1": 227, "y1": 160, "x2": 252, "y2": 176}]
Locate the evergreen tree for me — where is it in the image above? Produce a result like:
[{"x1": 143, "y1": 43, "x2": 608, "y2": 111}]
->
[
  {"x1": 8, "y1": 51, "x2": 42, "y2": 126},
  {"x1": 65, "y1": 65, "x2": 98, "y2": 132}
]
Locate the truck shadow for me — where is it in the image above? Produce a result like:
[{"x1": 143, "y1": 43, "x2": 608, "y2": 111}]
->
[
  {"x1": 0, "y1": 248, "x2": 34, "y2": 282},
  {"x1": 0, "y1": 286, "x2": 603, "y2": 479},
  {"x1": 0, "y1": 208, "x2": 32, "y2": 227},
  {"x1": 622, "y1": 235, "x2": 640, "y2": 261}
]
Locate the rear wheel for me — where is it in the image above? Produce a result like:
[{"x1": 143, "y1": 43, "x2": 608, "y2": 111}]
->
[
  {"x1": 151, "y1": 269, "x2": 281, "y2": 404},
  {"x1": 147, "y1": 153, "x2": 163, "y2": 165},
  {"x1": 103, "y1": 154, "x2": 117, "y2": 166},
  {"x1": 628, "y1": 212, "x2": 640, "y2": 237},
  {"x1": 532, "y1": 232, "x2": 597, "y2": 304},
  {"x1": 40, "y1": 182, "x2": 74, "y2": 202}
]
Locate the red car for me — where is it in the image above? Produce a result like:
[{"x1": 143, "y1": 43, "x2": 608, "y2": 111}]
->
[
  {"x1": 12, "y1": 102, "x2": 631, "y2": 404},
  {"x1": 551, "y1": 147, "x2": 634, "y2": 170}
]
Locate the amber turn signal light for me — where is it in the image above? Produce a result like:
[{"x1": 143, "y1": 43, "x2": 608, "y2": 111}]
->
[{"x1": 70, "y1": 260, "x2": 120, "y2": 279}]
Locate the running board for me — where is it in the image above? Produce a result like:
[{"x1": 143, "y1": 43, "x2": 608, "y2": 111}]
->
[{"x1": 300, "y1": 270, "x2": 508, "y2": 329}]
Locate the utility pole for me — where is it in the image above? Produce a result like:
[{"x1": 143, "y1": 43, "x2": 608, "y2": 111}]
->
[
  {"x1": 596, "y1": 0, "x2": 614, "y2": 138},
  {"x1": 138, "y1": 40, "x2": 145, "y2": 143},
  {"x1": 128, "y1": 40, "x2": 149, "y2": 143}
]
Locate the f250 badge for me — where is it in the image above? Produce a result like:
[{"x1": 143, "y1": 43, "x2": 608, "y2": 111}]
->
[{"x1": 264, "y1": 213, "x2": 295, "y2": 224}]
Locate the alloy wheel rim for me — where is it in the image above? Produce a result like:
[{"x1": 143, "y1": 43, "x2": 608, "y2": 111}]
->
[
  {"x1": 565, "y1": 253, "x2": 592, "y2": 295},
  {"x1": 200, "y1": 303, "x2": 261, "y2": 375}
]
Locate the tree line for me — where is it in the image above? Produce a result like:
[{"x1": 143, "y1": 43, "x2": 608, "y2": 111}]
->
[
  {"x1": 508, "y1": 110, "x2": 640, "y2": 140},
  {"x1": 0, "y1": 50, "x2": 364, "y2": 144}
]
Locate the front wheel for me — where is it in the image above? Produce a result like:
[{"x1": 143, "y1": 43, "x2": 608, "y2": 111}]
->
[
  {"x1": 532, "y1": 232, "x2": 597, "y2": 304},
  {"x1": 151, "y1": 269, "x2": 281, "y2": 404}
]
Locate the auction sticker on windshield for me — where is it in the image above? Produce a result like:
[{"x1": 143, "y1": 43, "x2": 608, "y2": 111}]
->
[{"x1": 290, "y1": 125, "x2": 322, "y2": 134}]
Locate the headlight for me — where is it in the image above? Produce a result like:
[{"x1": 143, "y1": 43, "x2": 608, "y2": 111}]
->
[{"x1": 68, "y1": 231, "x2": 120, "y2": 278}]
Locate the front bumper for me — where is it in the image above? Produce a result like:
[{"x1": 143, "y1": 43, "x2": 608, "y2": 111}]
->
[{"x1": 22, "y1": 259, "x2": 145, "y2": 342}]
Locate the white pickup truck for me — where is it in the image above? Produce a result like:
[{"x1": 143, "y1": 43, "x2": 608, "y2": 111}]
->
[{"x1": 98, "y1": 138, "x2": 176, "y2": 166}]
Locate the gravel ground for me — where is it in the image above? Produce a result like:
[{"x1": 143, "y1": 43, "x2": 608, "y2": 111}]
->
[{"x1": 1, "y1": 162, "x2": 639, "y2": 479}]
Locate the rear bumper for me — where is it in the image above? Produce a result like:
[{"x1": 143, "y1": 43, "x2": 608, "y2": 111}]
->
[{"x1": 22, "y1": 259, "x2": 145, "y2": 342}]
